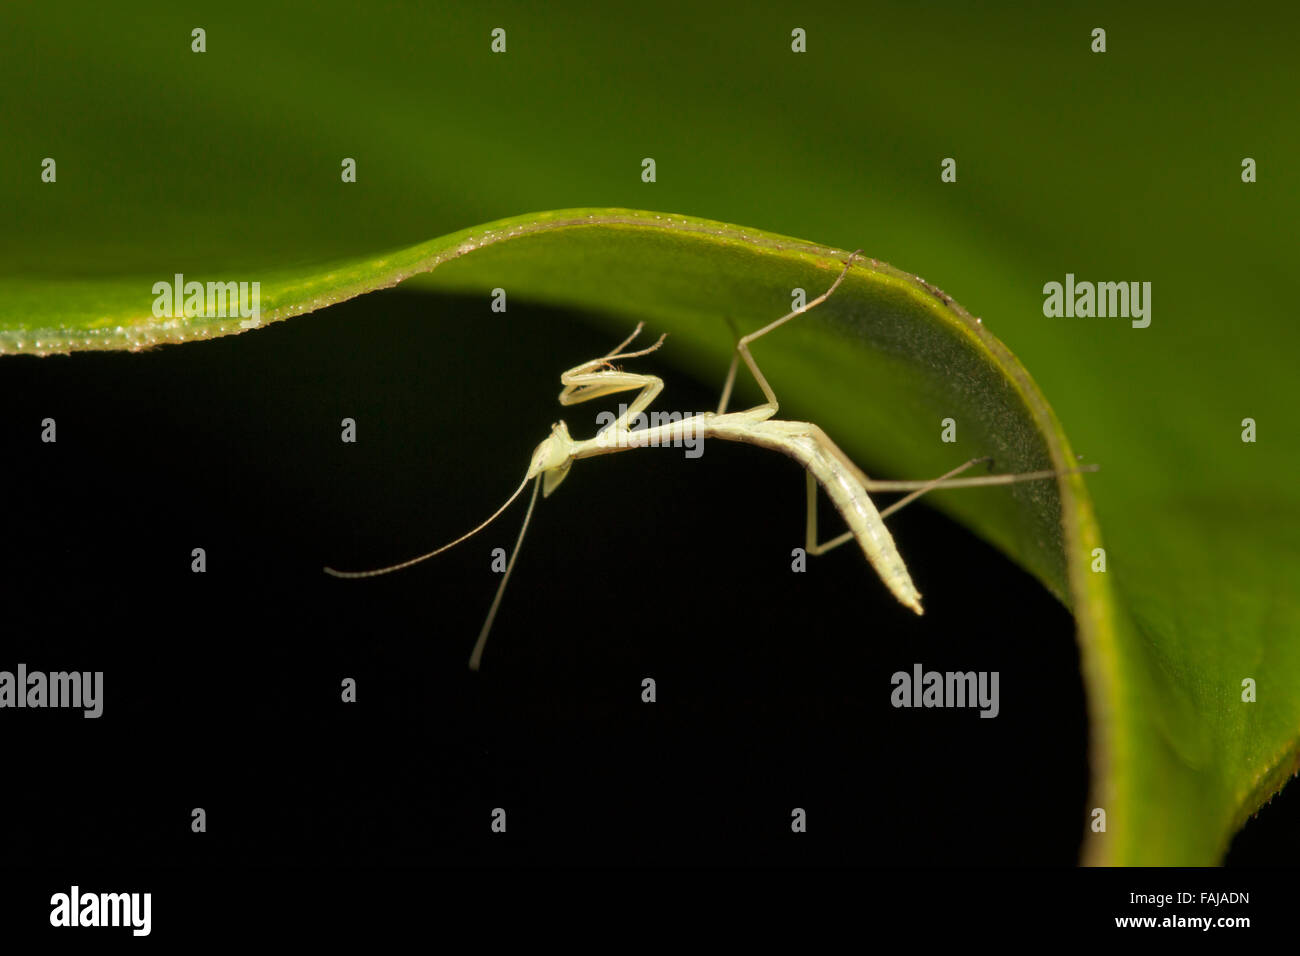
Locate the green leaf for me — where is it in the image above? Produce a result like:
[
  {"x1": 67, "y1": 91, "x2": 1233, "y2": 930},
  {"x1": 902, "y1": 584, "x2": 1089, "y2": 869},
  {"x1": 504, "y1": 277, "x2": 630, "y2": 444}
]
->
[{"x1": 5, "y1": 0, "x2": 1297, "y2": 867}]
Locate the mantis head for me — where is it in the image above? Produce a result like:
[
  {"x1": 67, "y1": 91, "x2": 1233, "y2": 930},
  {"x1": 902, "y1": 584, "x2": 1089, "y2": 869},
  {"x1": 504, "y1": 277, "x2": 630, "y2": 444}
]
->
[{"x1": 527, "y1": 420, "x2": 575, "y2": 497}]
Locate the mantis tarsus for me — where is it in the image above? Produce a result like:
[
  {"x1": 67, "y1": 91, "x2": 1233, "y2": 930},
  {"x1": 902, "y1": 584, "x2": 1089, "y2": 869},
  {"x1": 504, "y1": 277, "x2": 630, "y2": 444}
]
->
[{"x1": 325, "y1": 252, "x2": 1097, "y2": 670}]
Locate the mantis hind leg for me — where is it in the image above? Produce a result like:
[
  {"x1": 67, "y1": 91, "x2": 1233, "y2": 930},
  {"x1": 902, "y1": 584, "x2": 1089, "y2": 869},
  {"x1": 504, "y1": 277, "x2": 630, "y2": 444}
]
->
[
  {"x1": 804, "y1": 456, "x2": 999, "y2": 556},
  {"x1": 804, "y1": 455, "x2": 1096, "y2": 556}
]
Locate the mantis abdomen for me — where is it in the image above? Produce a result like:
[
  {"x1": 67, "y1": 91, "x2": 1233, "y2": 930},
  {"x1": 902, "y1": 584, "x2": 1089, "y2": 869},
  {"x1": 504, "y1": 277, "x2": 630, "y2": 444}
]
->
[{"x1": 708, "y1": 417, "x2": 924, "y2": 615}]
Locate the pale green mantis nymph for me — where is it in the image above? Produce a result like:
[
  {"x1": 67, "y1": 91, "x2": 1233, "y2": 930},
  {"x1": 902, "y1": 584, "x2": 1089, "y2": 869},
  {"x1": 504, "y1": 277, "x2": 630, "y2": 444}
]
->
[{"x1": 326, "y1": 252, "x2": 1096, "y2": 669}]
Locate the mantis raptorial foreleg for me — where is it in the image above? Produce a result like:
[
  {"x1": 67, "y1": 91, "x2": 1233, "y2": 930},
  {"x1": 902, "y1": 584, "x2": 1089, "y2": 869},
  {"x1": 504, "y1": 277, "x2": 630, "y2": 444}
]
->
[{"x1": 558, "y1": 324, "x2": 666, "y2": 424}]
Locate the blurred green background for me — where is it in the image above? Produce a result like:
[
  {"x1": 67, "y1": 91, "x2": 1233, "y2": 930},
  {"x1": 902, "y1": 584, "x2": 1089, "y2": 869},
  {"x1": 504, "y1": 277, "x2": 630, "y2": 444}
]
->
[{"x1": 2, "y1": 1, "x2": 1297, "y2": 865}]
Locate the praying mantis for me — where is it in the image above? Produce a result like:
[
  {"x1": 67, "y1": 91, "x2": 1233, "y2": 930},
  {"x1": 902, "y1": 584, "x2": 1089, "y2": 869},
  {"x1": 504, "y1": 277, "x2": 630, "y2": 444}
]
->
[{"x1": 325, "y1": 252, "x2": 1096, "y2": 669}]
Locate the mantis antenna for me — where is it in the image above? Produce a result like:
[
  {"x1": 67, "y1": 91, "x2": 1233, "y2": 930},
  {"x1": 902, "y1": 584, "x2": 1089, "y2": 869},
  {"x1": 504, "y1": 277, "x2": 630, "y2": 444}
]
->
[
  {"x1": 324, "y1": 472, "x2": 543, "y2": 671},
  {"x1": 323, "y1": 471, "x2": 534, "y2": 578}
]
